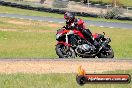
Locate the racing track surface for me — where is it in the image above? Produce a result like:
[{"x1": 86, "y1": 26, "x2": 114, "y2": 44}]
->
[
  {"x1": 0, "y1": 13, "x2": 132, "y2": 29},
  {"x1": 0, "y1": 59, "x2": 132, "y2": 74}
]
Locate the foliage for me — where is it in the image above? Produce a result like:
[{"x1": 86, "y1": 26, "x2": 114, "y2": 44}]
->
[
  {"x1": 105, "y1": 7, "x2": 124, "y2": 19},
  {"x1": 52, "y1": 0, "x2": 69, "y2": 8}
]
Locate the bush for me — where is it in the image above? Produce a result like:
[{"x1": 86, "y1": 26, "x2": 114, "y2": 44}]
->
[
  {"x1": 52, "y1": 0, "x2": 69, "y2": 8},
  {"x1": 98, "y1": 10, "x2": 106, "y2": 18},
  {"x1": 105, "y1": 7, "x2": 124, "y2": 19}
]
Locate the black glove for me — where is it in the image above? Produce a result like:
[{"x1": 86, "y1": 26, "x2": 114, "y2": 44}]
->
[
  {"x1": 63, "y1": 25, "x2": 72, "y2": 30},
  {"x1": 62, "y1": 26, "x2": 66, "y2": 29}
]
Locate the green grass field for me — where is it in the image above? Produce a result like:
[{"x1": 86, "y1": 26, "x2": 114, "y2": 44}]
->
[
  {"x1": 0, "y1": 17, "x2": 132, "y2": 58},
  {"x1": 0, "y1": 70, "x2": 131, "y2": 88},
  {"x1": 0, "y1": 17, "x2": 62, "y2": 58},
  {"x1": 0, "y1": 5, "x2": 132, "y2": 24}
]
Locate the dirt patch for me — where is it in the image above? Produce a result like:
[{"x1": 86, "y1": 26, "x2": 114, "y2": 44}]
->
[
  {"x1": 7, "y1": 20, "x2": 62, "y2": 27},
  {"x1": 7, "y1": 20, "x2": 31, "y2": 25},
  {"x1": 48, "y1": 23, "x2": 61, "y2": 28},
  {"x1": 43, "y1": 0, "x2": 53, "y2": 8},
  {"x1": 67, "y1": 2, "x2": 106, "y2": 14},
  {"x1": 0, "y1": 28, "x2": 56, "y2": 33},
  {"x1": 0, "y1": 28, "x2": 17, "y2": 32},
  {"x1": 23, "y1": 30, "x2": 56, "y2": 33},
  {"x1": 0, "y1": 59, "x2": 131, "y2": 74}
]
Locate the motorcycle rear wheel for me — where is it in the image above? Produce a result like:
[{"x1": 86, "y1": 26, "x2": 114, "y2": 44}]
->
[{"x1": 55, "y1": 44, "x2": 76, "y2": 58}]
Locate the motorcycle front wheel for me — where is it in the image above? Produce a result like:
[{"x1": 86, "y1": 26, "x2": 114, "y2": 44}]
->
[
  {"x1": 55, "y1": 44, "x2": 76, "y2": 58},
  {"x1": 97, "y1": 46, "x2": 114, "y2": 58}
]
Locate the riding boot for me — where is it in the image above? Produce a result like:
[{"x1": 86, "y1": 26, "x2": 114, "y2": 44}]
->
[
  {"x1": 82, "y1": 29, "x2": 100, "y2": 49},
  {"x1": 82, "y1": 29, "x2": 94, "y2": 44}
]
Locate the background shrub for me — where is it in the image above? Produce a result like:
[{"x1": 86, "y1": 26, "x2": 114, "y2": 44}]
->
[
  {"x1": 52, "y1": 0, "x2": 69, "y2": 8},
  {"x1": 105, "y1": 7, "x2": 124, "y2": 19}
]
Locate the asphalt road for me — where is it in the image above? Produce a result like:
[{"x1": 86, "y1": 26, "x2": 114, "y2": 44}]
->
[{"x1": 0, "y1": 13, "x2": 132, "y2": 29}]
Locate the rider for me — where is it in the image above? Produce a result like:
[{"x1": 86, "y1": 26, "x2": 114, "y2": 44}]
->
[{"x1": 63, "y1": 12, "x2": 99, "y2": 48}]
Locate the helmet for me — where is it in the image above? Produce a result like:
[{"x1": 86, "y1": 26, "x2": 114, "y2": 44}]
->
[{"x1": 64, "y1": 12, "x2": 75, "y2": 21}]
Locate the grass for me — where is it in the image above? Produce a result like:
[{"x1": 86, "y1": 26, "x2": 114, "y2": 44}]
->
[
  {"x1": 0, "y1": 31, "x2": 57, "y2": 58},
  {"x1": 0, "y1": 5, "x2": 132, "y2": 24},
  {"x1": 0, "y1": 17, "x2": 132, "y2": 58},
  {"x1": 0, "y1": 18, "x2": 62, "y2": 58},
  {"x1": 4, "y1": 0, "x2": 132, "y2": 7},
  {"x1": 91, "y1": 26, "x2": 132, "y2": 58},
  {"x1": 91, "y1": 0, "x2": 132, "y2": 7},
  {"x1": 0, "y1": 69, "x2": 131, "y2": 88}
]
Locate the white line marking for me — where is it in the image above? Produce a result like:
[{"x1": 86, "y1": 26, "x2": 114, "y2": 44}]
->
[
  {"x1": 19, "y1": 18, "x2": 24, "y2": 19},
  {"x1": 49, "y1": 21, "x2": 54, "y2": 23},
  {"x1": 29, "y1": 19, "x2": 34, "y2": 21},
  {"x1": 109, "y1": 27, "x2": 114, "y2": 28},
  {"x1": 0, "y1": 16, "x2": 6, "y2": 18},
  {"x1": 38, "y1": 20, "x2": 44, "y2": 22},
  {"x1": 58, "y1": 22, "x2": 64, "y2": 23},
  {"x1": 89, "y1": 25, "x2": 95, "y2": 27},
  {"x1": 100, "y1": 26, "x2": 104, "y2": 27}
]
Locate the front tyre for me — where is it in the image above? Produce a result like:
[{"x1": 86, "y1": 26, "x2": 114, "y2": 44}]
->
[
  {"x1": 98, "y1": 46, "x2": 114, "y2": 58},
  {"x1": 55, "y1": 44, "x2": 76, "y2": 58}
]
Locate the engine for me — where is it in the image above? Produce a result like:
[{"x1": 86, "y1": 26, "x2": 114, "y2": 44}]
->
[{"x1": 76, "y1": 44, "x2": 92, "y2": 54}]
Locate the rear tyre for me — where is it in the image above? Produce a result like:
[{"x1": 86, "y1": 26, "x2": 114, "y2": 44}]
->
[
  {"x1": 55, "y1": 44, "x2": 76, "y2": 58},
  {"x1": 97, "y1": 46, "x2": 114, "y2": 58}
]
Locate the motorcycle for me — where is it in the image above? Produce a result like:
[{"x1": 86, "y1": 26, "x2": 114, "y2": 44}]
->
[{"x1": 55, "y1": 28, "x2": 114, "y2": 58}]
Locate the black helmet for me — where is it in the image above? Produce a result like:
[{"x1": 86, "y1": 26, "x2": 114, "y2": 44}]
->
[{"x1": 64, "y1": 12, "x2": 75, "y2": 21}]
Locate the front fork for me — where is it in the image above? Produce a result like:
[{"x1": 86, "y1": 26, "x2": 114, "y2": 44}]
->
[
  {"x1": 65, "y1": 30, "x2": 74, "y2": 50},
  {"x1": 65, "y1": 34, "x2": 70, "y2": 50}
]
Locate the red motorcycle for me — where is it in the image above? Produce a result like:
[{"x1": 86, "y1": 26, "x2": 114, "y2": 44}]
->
[{"x1": 55, "y1": 28, "x2": 114, "y2": 58}]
